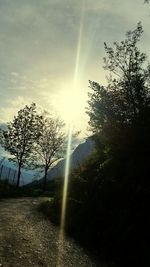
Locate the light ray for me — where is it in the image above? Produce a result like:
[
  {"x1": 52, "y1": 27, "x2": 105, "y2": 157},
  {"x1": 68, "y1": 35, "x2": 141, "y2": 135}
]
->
[
  {"x1": 56, "y1": 1, "x2": 85, "y2": 265},
  {"x1": 74, "y1": 0, "x2": 85, "y2": 86},
  {"x1": 56, "y1": 124, "x2": 73, "y2": 267},
  {"x1": 60, "y1": 124, "x2": 73, "y2": 232}
]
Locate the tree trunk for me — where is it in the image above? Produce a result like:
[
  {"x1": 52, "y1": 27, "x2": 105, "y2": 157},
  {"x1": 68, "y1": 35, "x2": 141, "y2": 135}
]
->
[
  {"x1": 43, "y1": 166, "x2": 48, "y2": 191},
  {"x1": 0, "y1": 165, "x2": 3, "y2": 180},
  {"x1": 16, "y1": 163, "x2": 21, "y2": 187}
]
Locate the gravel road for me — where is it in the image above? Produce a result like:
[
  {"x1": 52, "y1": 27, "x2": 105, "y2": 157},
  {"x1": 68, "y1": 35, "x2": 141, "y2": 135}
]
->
[{"x1": 0, "y1": 198, "x2": 103, "y2": 267}]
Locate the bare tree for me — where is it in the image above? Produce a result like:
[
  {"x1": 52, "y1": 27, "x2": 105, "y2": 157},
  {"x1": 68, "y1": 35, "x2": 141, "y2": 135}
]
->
[{"x1": 31, "y1": 113, "x2": 65, "y2": 190}]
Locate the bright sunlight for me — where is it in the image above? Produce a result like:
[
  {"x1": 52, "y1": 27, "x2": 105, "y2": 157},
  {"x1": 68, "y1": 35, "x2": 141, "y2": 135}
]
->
[{"x1": 54, "y1": 84, "x2": 87, "y2": 124}]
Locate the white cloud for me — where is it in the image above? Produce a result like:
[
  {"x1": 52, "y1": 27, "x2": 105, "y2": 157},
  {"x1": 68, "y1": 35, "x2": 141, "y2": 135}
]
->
[{"x1": 0, "y1": 0, "x2": 150, "y2": 134}]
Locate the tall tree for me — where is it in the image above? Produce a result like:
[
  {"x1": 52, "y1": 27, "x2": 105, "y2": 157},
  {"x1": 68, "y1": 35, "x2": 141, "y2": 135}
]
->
[
  {"x1": 0, "y1": 103, "x2": 40, "y2": 187},
  {"x1": 87, "y1": 23, "x2": 150, "y2": 134},
  {"x1": 30, "y1": 113, "x2": 65, "y2": 190},
  {"x1": 86, "y1": 23, "x2": 150, "y2": 266}
]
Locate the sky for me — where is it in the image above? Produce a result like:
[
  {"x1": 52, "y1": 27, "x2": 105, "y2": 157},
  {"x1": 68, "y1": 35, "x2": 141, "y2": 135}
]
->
[{"x1": 0, "y1": 0, "x2": 150, "y2": 136}]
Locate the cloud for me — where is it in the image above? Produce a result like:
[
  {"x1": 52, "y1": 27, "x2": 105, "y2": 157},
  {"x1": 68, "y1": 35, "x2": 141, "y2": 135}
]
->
[
  {"x1": 0, "y1": 0, "x2": 150, "y2": 134},
  {"x1": 0, "y1": 96, "x2": 32, "y2": 122}
]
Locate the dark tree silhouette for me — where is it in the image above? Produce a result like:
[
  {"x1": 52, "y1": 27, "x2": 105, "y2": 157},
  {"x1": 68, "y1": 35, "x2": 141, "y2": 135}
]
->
[
  {"x1": 85, "y1": 23, "x2": 150, "y2": 266},
  {"x1": 87, "y1": 23, "x2": 150, "y2": 134},
  {"x1": 49, "y1": 24, "x2": 150, "y2": 267}
]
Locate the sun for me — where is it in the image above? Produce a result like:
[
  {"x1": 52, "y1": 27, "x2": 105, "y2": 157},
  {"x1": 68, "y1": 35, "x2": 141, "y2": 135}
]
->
[{"x1": 53, "y1": 84, "x2": 87, "y2": 124}]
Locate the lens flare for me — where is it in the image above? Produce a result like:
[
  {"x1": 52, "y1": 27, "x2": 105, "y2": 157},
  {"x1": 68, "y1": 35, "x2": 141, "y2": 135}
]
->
[
  {"x1": 60, "y1": 124, "x2": 72, "y2": 232},
  {"x1": 56, "y1": 1, "x2": 85, "y2": 265},
  {"x1": 56, "y1": 124, "x2": 72, "y2": 267},
  {"x1": 74, "y1": 0, "x2": 85, "y2": 85}
]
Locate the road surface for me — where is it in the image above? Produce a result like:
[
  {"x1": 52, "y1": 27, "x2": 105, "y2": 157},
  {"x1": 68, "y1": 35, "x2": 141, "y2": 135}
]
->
[{"x1": 0, "y1": 198, "x2": 103, "y2": 267}]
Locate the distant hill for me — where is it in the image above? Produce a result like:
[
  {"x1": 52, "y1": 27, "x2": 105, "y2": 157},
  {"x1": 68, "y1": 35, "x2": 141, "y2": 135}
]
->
[
  {"x1": 0, "y1": 155, "x2": 35, "y2": 186},
  {"x1": 30, "y1": 136, "x2": 95, "y2": 186},
  {"x1": 0, "y1": 136, "x2": 95, "y2": 186},
  {"x1": 47, "y1": 136, "x2": 95, "y2": 180}
]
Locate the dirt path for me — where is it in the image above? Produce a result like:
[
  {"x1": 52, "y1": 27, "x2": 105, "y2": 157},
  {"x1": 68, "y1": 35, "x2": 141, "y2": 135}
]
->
[{"x1": 0, "y1": 198, "x2": 102, "y2": 267}]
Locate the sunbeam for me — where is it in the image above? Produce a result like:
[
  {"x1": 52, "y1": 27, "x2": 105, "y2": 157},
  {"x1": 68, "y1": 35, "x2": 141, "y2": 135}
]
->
[
  {"x1": 56, "y1": 124, "x2": 73, "y2": 267},
  {"x1": 56, "y1": 1, "x2": 85, "y2": 265},
  {"x1": 60, "y1": 124, "x2": 73, "y2": 232},
  {"x1": 74, "y1": 0, "x2": 85, "y2": 85}
]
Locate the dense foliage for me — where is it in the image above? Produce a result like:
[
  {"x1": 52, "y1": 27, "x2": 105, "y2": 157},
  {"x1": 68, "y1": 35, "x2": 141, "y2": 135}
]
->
[
  {"x1": 47, "y1": 24, "x2": 150, "y2": 267},
  {"x1": 1, "y1": 22, "x2": 150, "y2": 267}
]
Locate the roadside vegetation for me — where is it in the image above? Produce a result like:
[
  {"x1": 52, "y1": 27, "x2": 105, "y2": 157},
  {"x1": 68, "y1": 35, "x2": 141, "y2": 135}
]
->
[
  {"x1": 39, "y1": 24, "x2": 150, "y2": 267},
  {"x1": 0, "y1": 21, "x2": 150, "y2": 267},
  {"x1": 0, "y1": 179, "x2": 60, "y2": 199}
]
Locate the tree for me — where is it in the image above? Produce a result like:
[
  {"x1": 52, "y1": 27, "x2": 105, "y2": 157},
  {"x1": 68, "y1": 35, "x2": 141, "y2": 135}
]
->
[
  {"x1": 87, "y1": 23, "x2": 150, "y2": 134},
  {"x1": 0, "y1": 103, "x2": 40, "y2": 187},
  {"x1": 48, "y1": 23, "x2": 150, "y2": 267},
  {"x1": 31, "y1": 113, "x2": 65, "y2": 190},
  {"x1": 85, "y1": 23, "x2": 150, "y2": 265}
]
